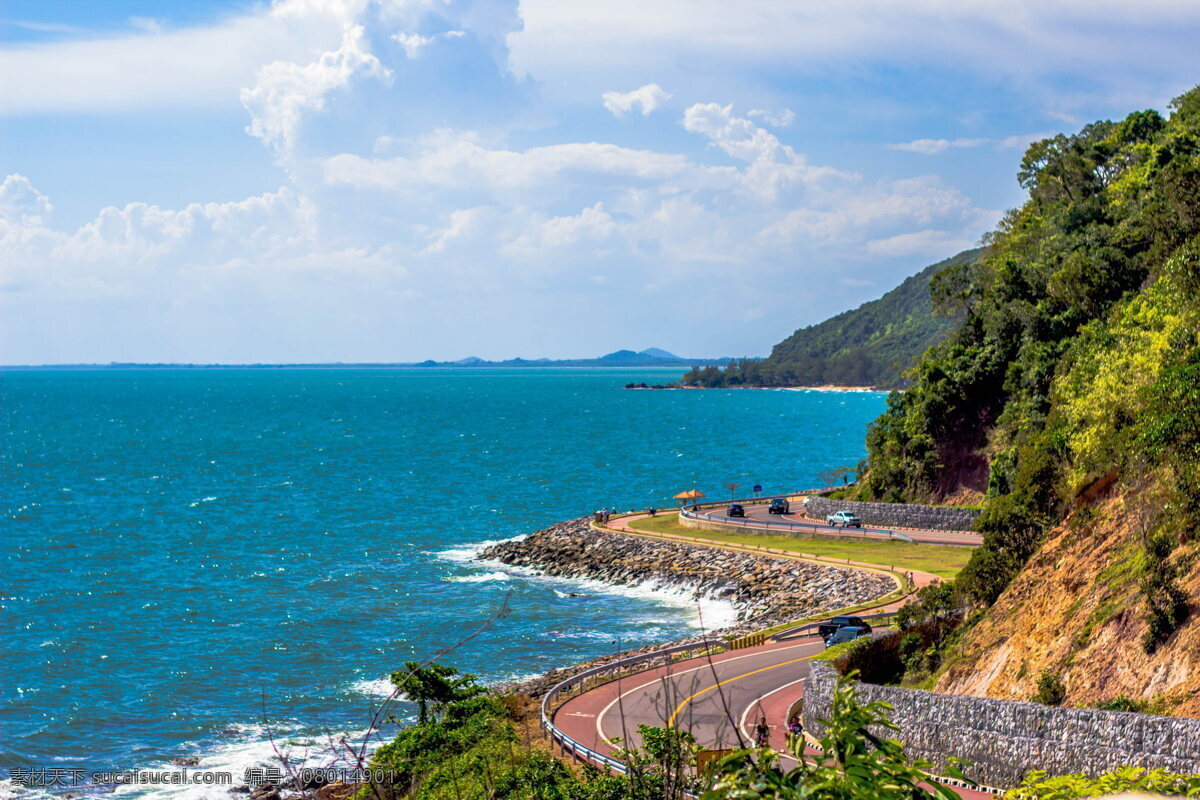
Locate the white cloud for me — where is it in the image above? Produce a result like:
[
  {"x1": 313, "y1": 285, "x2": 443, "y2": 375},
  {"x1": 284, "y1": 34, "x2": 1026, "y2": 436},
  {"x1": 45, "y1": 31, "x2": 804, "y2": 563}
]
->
[
  {"x1": 501, "y1": 203, "x2": 616, "y2": 257},
  {"x1": 747, "y1": 108, "x2": 795, "y2": 127},
  {"x1": 888, "y1": 137, "x2": 989, "y2": 155},
  {"x1": 323, "y1": 133, "x2": 693, "y2": 192},
  {"x1": 509, "y1": 0, "x2": 1200, "y2": 108},
  {"x1": 866, "y1": 229, "x2": 974, "y2": 257},
  {"x1": 888, "y1": 135, "x2": 1044, "y2": 155},
  {"x1": 602, "y1": 83, "x2": 671, "y2": 117},
  {"x1": 392, "y1": 29, "x2": 465, "y2": 58},
  {"x1": 0, "y1": 0, "x2": 356, "y2": 114},
  {"x1": 242, "y1": 24, "x2": 391, "y2": 160}
]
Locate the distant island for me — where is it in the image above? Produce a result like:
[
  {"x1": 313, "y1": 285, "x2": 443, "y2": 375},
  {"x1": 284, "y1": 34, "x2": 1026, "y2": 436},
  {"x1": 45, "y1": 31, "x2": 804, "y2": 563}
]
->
[{"x1": 3, "y1": 348, "x2": 748, "y2": 370}]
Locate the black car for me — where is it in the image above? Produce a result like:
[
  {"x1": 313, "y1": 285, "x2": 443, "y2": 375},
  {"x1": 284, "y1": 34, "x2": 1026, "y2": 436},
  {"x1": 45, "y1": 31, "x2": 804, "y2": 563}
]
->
[
  {"x1": 767, "y1": 497, "x2": 789, "y2": 514},
  {"x1": 817, "y1": 615, "x2": 872, "y2": 640},
  {"x1": 727, "y1": 503, "x2": 745, "y2": 517}
]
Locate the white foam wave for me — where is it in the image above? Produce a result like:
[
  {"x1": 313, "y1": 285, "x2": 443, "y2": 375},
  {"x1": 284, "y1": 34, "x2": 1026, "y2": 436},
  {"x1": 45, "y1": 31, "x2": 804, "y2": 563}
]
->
[
  {"x1": 435, "y1": 535, "x2": 526, "y2": 565},
  {"x1": 100, "y1": 720, "x2": 385, "y2": 800},
  {"x1": 347, "y1": 677, "x2": 399, "y2": 698},
  {"x1": 470, "y1": 553, "x2": 741, "y2": 633},
  {"x1": 445, "y1": 571, "x2": 510, "y2": 583},
  {"x1": 188, "y1": 496, "x2": 218, "y2": 507}
]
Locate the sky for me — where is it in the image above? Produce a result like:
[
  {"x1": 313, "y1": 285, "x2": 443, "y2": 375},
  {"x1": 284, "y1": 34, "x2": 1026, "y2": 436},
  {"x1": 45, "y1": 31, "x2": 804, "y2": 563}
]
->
[{"x1": 2, "y1": 0, "x2": 1199, "y2": 364}]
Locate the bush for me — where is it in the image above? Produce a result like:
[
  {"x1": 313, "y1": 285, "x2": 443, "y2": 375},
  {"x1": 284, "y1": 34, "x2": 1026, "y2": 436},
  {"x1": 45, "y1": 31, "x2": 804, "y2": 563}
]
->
[
  {"x1": 1031, "y1": 671, "x2": 1066, "y2": 706},
  {"x1": 1007, "y1": 766, "x2": 1200, "y2": 799}
]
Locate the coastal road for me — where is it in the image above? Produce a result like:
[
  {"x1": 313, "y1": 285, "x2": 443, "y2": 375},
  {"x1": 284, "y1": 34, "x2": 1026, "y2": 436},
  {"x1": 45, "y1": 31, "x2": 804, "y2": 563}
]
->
[
  {"x1": 704, "y1": 503, "x2": 982, "y2": 547},
  {"x1": 552, "y1": 636, "x2": 994, "y2": 799}
]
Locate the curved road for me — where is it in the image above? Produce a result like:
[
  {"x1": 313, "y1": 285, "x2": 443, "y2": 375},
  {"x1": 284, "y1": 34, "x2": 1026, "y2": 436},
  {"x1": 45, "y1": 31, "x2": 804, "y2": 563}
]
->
[
  {"x1": 553, "y1": 635, "x2": 993, "y2": 799},
  {"x1": 548, "y1": 509, "x2": 991, "y2": 797}
]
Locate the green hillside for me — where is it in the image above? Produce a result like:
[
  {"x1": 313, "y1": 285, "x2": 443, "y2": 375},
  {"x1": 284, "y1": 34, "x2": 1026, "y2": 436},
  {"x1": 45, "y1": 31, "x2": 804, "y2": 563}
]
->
[
  {"x1": 849, "y1": 86, "x2": 1200, "y2": 711},
  {"x1": 681, "y1": 249, "x2": 980, "y2": 389}
]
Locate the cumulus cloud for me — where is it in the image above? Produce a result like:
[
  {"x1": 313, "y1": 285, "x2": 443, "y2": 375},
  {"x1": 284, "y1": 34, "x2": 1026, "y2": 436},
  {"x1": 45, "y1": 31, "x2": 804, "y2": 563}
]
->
[
  {"x1": 241, "y1": 24, "x2": 391, "y2": 160},
  {"x1": 747, "y1": 108, "x2": 796, "y2": 127},
  {"x1": 323, "y1": 133, "x2": 693, "y2": 191},
  {"x1": 602, "y1": 83, "x2": 671, "y2": 117},
  {"x1": 888, "y1": 137, "x2": 988, "y2": 155},
  {"x1": 888, "y1": 135, "x2": 1043, "y2": 155},
  {"x1": 866, "y1": 229, "x2": 974, "y2": 257},
  {"x1": 393, "y1": 29, "x2": 465, "y2": 58},
  {"x1": 0, "y1": 0, "x2": 355, "y2": 114}
]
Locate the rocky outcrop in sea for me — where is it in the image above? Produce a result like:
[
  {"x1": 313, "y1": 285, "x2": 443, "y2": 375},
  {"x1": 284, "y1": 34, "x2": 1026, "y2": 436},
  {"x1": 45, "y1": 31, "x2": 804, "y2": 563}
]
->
[{"x1": 479, "y1": 517, "x2": 894, "y2": 636}]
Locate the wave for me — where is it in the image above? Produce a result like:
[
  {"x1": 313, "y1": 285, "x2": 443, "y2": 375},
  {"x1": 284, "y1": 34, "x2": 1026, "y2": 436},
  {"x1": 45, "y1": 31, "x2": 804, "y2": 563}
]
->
[
  {"x1": 187, "y1": 496, "x2": 218, "y2": 508},
  {"x1": 434, "y1": 535, "x2": 526, "y2": 565},
  {"x1": 445, "y1": 571, "x2": 510, "y2": 583},
  {"x1": 463, "y1": 549, "x2": 741, "y2": 633}
]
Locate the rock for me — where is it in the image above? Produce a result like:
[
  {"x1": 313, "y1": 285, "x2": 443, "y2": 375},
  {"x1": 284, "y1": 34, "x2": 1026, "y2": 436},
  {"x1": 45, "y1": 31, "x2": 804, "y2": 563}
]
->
[
  {"x1": 250, "y1": 784, "x2": 282, "y2": 800},
  {"x1": 479, "y1": 516, "x2": 893, "y2": 653},
  {"x1": 171, "y1": 757, "x2": 200, "y2": 766},
  {"x1": 316, "y1": 781, "x2": 357, "y2": 800}
]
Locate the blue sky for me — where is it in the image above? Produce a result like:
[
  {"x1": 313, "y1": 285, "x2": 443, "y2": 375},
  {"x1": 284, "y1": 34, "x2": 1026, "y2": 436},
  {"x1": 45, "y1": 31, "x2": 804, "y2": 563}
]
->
[{"x1": 3, "y1": 0, "x2": 1199, "y2": 364}]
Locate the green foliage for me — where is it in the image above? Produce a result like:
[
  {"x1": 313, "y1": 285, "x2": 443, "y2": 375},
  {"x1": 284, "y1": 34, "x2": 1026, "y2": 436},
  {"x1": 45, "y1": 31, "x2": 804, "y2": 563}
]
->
[
  {"x1": 390, "y1": 662, "x2": 484, "y2": 724},
  {"x1": 1006, "y1": 766, "x2": 1200, "y2": 799},
  {"x1": 703, "y1": 672, "x2": 966, "y2": 800},
  {"x1": 857, "y1": 86, "x2": 1200, "y2": 615},
  {"x1": 610, "y1": 725, "x2": 698, "y2": 800},
  {"x1": 1093, "y1": 695, "x2": 1171, "y2": 715},
  {"x1": 1031, "y1": 671, "x2": 1066, "y2": 706},
  {"x1": 681, "y1": 250, "x2": 980, "y2": 390},
  {"x1": 1139, "y1": 533, "x2": 1189, "y2": 653}
]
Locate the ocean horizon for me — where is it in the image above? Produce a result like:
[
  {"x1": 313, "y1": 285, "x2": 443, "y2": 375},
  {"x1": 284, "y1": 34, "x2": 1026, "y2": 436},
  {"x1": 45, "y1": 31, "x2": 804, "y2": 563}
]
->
[{"x1": 1, "y1": 368, "x2": 886, "y2": 798}]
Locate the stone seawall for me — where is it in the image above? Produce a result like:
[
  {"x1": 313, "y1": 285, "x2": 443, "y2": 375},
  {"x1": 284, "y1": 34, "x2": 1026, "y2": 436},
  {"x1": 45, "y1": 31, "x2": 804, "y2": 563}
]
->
[
  {"x1": 805, "y1": 497, "x2": 980, "y2": 531},
  {"x1": 479, "y1": 518, "x2": 895, "y2": 634},
  {"x1": 802, "y1": 663, "x2": 1200, "y2": 788}
]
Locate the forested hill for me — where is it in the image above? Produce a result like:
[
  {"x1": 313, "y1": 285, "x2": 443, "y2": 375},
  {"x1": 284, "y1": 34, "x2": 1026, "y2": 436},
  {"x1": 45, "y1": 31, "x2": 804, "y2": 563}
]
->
[
  {"x1": 681, "y1": 249, "x2": 980, "y2": 389},
  {"x1": 851, "y1": 86, "x2": 1200, "y2": 714},
  {"x1": 765, "y1": 248, "x2": 981, "y2": 386}
]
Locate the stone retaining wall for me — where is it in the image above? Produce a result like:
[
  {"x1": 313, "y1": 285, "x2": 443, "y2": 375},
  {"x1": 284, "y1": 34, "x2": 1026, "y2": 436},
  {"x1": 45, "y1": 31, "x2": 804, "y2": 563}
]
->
[
  {"x1": 805, "y1": 497, "x2": 980, "y2": 531},
  {"x1": 802, "y1": 663, "x2": 1200, "y2": 788}
]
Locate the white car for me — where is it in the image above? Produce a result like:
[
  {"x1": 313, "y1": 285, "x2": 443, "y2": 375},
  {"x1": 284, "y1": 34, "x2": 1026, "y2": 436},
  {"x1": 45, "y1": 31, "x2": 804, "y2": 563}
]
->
[{"x1": 826, "y1": 510, "x2": 862, "y2": 528}]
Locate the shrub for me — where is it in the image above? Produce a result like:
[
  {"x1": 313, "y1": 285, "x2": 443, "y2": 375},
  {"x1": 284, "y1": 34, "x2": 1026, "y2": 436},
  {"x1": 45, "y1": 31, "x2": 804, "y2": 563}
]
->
[{"x1": 1031, "y1": 671, "x2": 1066, "y2": 706}]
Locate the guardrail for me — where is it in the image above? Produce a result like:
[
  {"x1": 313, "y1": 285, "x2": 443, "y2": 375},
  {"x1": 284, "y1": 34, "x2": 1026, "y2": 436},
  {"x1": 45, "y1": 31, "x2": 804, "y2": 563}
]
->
[
  {"x1": 539, "y1": 639, "x2": 725, "y2": 772},
  {"x1": 678, "y1": 505, "x2": 915, "y2": 543}
]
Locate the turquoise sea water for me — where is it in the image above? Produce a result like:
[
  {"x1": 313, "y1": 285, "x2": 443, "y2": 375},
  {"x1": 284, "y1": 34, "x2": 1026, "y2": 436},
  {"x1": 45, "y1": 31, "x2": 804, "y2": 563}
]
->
[{"x1": 1, "y1": 369, "x2": 886, "y2": 793}]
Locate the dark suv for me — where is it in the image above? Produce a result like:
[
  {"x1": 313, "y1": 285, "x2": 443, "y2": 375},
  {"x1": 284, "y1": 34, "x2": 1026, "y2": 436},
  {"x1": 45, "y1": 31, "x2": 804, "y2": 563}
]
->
[
  {"x1": 727, "y1": 503, "x2": 745, "y2": 518},
  {"x1": 817, "y1": 615, "x2": 872, "y2": 641},
  {"x1": 767, "y1": 497, "x2": 789, "y2": 514}
]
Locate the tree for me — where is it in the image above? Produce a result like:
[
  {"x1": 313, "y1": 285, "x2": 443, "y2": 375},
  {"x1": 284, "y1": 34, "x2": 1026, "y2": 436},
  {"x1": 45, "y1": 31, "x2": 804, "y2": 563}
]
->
[
  {"x1": 726, "y1": 482, "x2": 741, "y2": 499},
  {"x1": 390, "y1": 662, "x2": 483, "y2": 724}
]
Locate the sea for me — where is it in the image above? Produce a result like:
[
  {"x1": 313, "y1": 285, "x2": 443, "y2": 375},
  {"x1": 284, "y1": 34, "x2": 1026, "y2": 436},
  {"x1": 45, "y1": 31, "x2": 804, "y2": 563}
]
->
[{"x1": 0, "y1": 368, "x2": 887, "y2": 798}]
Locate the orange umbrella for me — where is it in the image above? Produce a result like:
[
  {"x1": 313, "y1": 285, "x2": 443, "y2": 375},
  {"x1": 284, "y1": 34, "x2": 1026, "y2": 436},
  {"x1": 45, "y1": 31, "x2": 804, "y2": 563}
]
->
[{"x1": 673, "y1": 489, "x2": 706, "y2": 501}]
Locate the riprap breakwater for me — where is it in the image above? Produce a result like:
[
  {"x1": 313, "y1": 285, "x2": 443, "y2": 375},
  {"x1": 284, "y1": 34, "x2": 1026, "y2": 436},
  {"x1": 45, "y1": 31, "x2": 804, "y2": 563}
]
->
[{"x1": 479, "y1": 518, "x2": 895, "y2": 634}]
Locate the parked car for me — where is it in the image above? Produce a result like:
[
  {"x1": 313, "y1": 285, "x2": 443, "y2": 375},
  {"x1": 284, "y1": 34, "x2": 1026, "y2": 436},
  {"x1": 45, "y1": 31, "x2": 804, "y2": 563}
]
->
[
  {"x1": 824, "y1": 626, "x2": 868, "y2": 647},
  {"x1": 817, "y1": 615, "x2": 872, "y2": 640},
  {"x1": 826, "y1": 509, "x2": 862, "y2": 528},
  {"x1": 727, "y1": 503, "x2": 745, "y2": 518},
  {"x1": 767, "y1": 497, "x2": 789, "y2": 514}
]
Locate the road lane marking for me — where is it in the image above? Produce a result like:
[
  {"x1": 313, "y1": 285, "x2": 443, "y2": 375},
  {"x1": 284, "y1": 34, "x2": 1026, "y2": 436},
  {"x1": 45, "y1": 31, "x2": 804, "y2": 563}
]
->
[
  {"x1": 667, "y1": 655, "x2": 815, "y2": 726},
  {"x1": 590, "y1": 642, "x2": 819, "y2": 746},
  {"x1": 737, "y1": 674, "x2": 809, "y2": 741}
]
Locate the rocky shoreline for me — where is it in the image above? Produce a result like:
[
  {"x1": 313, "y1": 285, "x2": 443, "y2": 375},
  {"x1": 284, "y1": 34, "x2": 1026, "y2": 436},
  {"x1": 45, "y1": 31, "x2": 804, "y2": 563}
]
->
[{"x1": 480, "y1": 517, "x2": 895, "y2": 695}]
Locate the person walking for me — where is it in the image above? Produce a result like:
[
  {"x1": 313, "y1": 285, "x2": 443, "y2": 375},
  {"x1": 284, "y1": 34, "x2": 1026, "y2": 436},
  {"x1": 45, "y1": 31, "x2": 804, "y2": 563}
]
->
[
  {"x1": 787, "y1": 715, "x2": 804, "y2": 742},
  {"x1": 754, "y1": 716, "x2": 770, "y2": 748}
]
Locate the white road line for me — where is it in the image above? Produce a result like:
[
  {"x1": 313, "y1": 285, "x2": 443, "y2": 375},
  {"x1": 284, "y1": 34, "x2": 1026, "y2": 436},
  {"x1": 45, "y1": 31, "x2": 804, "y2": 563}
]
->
[
  {"x1": 592, "y1": 642, "x2": 817, "y2": 745},
  {"x1": 737, "y1": 674, "x2": 809, "y2": 741}
]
